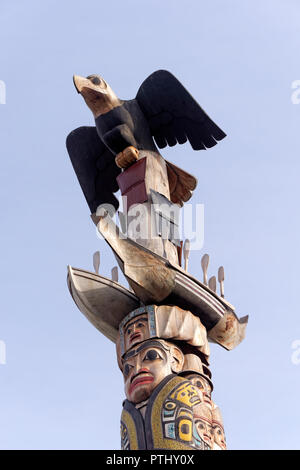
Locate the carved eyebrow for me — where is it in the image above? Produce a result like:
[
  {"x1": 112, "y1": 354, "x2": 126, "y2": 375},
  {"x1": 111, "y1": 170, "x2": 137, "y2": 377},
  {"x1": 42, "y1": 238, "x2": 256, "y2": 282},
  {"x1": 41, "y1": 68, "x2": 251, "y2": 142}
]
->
[
  {"x1": 123, "y1": 340, "x2": 168, "y2": 361},
  {"x1": 125, "y1": 317, "x2": 148, "y2": 331}
]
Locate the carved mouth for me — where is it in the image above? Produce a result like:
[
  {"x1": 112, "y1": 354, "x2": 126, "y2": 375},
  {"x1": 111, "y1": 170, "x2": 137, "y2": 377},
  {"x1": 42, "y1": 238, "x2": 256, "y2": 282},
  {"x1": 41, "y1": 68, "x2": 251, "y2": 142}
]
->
[
  {"x1": 129, "y1": 369, "x2": 154, "y2": 393},
  {"x1": 129, "y1": 333, "x2": 141, "y2": 343},
  {"x1": 203, "y1": 394, "x2": 211, "y2": 404},
  {"x1": 203, "y1": 433, "x2": 212, "y2": 443}
]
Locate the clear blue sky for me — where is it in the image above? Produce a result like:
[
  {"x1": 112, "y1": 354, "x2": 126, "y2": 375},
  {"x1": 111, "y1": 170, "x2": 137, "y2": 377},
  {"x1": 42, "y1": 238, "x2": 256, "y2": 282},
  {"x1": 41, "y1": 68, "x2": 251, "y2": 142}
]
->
[{"x1": 0, "y1": 0, "x2": 300, "y2": 450}]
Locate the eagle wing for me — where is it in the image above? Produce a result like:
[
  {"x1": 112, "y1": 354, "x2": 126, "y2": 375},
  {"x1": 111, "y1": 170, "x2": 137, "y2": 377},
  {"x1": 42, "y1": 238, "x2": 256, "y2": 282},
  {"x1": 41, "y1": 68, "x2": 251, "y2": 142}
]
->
[
  {"x1": 166, "y1": 160, "x2": 197, "y2": 207},
  {"x1": 66, "y1": 126, "x2": 121, "y2": 214},
  {"x1": 136, "y1": 70, "x2": 226, "y2": 150}
]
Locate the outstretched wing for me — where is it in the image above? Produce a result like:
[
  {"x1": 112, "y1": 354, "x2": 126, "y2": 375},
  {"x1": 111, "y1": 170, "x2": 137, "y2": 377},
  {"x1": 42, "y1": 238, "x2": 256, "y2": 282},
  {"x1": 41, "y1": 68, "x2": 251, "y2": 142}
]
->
[
  {"x1": 166, "y1": 161, "x2": 197, "y2": 207},
  {"x1": 136, "y1": 70, "x2": 226, "y2": 150},
  {"x1": 66, "y1": 126, "x2": 121, "y2": 214}
]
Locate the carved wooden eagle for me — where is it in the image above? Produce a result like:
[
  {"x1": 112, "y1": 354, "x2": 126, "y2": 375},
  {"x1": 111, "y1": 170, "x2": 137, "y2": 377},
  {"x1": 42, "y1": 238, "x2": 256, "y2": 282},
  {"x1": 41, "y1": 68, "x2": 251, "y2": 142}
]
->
[{"x1": 66, "y1": 70, "x2": 226, "y2": 214}]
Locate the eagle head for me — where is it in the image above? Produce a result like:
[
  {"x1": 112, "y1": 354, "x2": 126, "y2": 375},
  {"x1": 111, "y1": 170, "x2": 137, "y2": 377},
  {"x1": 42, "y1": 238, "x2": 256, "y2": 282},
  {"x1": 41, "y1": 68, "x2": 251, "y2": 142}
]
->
[{"x1": 73, "y1": 74, "x2": 121, "y2": 118}]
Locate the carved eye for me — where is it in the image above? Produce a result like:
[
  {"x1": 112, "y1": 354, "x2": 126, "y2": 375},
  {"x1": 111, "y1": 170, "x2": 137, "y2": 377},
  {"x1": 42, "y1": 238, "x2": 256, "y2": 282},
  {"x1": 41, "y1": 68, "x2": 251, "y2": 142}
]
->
[
  {"x1": 196, "y1": 421, "x2": 204, "y2": 430},
  {"x1": 87, "y1": 75, "x2": 101, "y2": 86},
  {"x1": 123, "y1": 363, "x2": 132, "y2": 377},
  {"x1": 165, "y1": 401, "x2": 176, "y2": 410},
  {"x1": 143, "y1": 349, "x2": 161, "y2": 361},
  {"x1": 126, "y1": 327, "x2": 132, "y2": 335}
]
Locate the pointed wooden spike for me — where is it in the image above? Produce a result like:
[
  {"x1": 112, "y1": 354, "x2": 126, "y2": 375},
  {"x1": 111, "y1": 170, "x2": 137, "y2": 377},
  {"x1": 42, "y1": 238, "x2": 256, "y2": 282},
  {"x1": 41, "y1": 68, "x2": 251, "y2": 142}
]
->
[
  {"x1": 111, "y1": 266, "x2": 118, "y2": 283},
  {"x1": 183, "y1": 239, "x2": 190, "y2": 272},
  {"x1": 201, "y1": 254, "x2": 209, "y2": 285},
  {"x1": 93, "y1": 251, "x2": 100, "y2": 274},
  {"x1": 218, "y1": 266, "x2": 225, "y2": 297},
  {"x1": 218, "y1": 266, "x2": 224, "y2": 282},
  {"x1": 208, "y1": 276, "x2": 217, "y2": 292}
]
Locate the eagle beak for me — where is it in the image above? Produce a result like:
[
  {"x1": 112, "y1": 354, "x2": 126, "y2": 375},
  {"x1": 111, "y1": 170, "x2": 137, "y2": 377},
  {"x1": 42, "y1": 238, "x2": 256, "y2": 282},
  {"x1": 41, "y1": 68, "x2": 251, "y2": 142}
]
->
[{"x1": 73, "y1": 75, "x2": 89, "y2": 94}]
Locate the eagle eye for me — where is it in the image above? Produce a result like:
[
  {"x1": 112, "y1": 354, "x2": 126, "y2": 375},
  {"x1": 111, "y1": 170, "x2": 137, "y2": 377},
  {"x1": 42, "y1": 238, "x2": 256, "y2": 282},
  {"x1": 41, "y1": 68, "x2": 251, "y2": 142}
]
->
[{"x1": 87, "y1": 75, "x2": 101, "y2": 86}]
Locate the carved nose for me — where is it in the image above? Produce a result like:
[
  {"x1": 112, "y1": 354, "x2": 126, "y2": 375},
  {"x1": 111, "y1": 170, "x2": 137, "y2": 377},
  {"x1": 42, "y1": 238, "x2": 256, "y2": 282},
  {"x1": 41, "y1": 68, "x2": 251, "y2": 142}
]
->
[{"x1": 132, "y1": 358, "x2": 142, "y2": 375}]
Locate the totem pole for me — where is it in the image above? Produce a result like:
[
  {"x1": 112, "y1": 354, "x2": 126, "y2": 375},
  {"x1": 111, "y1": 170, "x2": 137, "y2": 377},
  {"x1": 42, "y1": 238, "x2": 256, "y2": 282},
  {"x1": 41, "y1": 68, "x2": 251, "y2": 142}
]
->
[{"x1": 66, "y1": 70, "x2": 248, "y2": 450}]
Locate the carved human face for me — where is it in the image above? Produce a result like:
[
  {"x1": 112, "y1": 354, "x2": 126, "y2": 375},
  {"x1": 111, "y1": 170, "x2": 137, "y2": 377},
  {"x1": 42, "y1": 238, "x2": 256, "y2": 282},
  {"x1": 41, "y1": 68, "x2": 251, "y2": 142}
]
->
[
  {"x1": 194, "y1": 404, "x2": 213, "y2": 448},
  {"x1": 195, "y1": 417, "x2": 213, "y2": 448},
  {"x1": 213, "y1": 424, "x2": 226, "y2": 450},
  {"x1": 122, "y1": 340, "x2": 183, "y2": 404},
  {"x1": 186, "y1": 374, "x2": 212, "y2": 405},
  {"x1": 124, "y1": 315, "x2": 149, "y2": 351}
]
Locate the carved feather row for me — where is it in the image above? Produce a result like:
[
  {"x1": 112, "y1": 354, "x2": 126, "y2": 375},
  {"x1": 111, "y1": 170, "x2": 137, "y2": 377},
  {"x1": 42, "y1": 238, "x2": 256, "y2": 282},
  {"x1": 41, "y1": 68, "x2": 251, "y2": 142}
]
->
[{"x1": 166, "y1": 160, "x2": 197, "y2": 207}]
